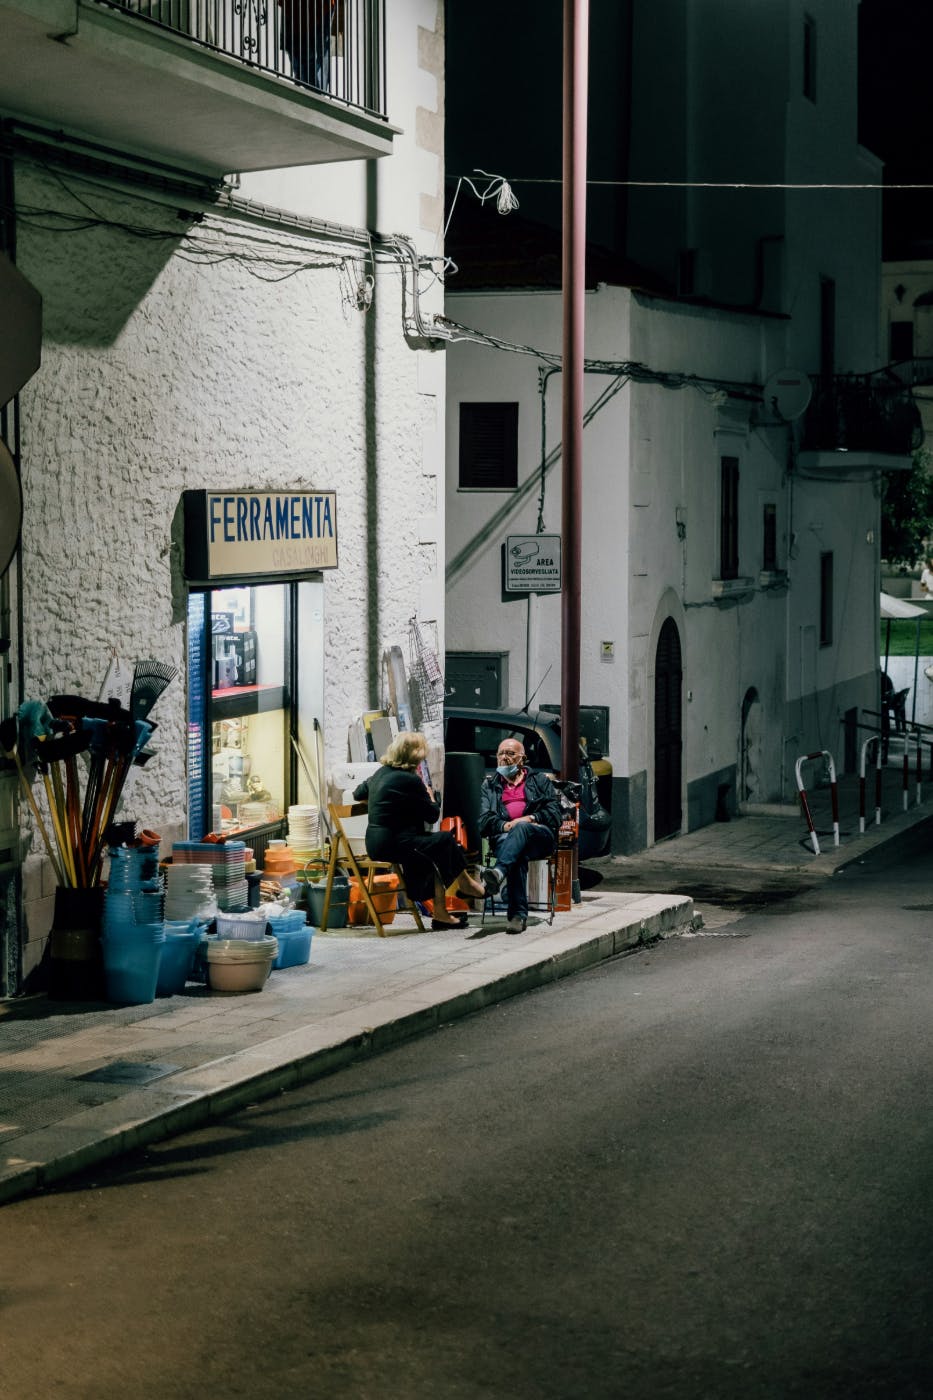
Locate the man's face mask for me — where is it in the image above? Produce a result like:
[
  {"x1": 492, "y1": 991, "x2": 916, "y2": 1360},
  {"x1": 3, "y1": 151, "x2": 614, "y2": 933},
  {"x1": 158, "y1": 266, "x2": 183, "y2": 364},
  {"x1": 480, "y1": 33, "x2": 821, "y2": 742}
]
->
[{"x1": 497, "y1": 746, "x2": 523, "y2": 778}]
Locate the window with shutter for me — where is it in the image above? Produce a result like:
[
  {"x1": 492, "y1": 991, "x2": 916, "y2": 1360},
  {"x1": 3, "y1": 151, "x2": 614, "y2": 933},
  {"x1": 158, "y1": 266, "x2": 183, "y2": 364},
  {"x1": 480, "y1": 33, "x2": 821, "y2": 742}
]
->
[
  {"x1": 720, "y1": 456, "x2": 740, "y2": 580},
  {"x1": 459, "y1": 402, "x2": 519, "y2": 489}
]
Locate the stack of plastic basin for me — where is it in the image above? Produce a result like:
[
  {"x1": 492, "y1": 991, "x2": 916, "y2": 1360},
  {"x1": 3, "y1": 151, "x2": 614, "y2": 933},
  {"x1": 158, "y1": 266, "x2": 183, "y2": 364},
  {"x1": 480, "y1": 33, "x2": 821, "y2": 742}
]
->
[
  {"x1": 263, "y1": 841, "x2": 301, "y2": 903},
  {"x1": 164, "y1": 861, "x2": 216, "y2": 923},
  {"x1": 266, "y1": 908, "x2": 313, "y2": 968},
  {"x1": 172, "y1": 840, "x2": 248, "y2": 913},
  {"x1": 286, "y1": 807, "x2": 323, "y2": 895},
  {"x1": 207, "y1": 934, "x2": 278, "y2": 992},
  {"x1": 101, "y1": 920, "x2": 164, "y2": 1004},
  {"x1": 102, "y1": 844, "x2": 166, "y2": 1004}
]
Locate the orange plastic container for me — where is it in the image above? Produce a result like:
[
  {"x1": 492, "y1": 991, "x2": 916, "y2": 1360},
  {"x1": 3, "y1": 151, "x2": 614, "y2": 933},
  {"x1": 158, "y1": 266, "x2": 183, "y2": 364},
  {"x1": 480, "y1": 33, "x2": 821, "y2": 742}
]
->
[
  {"x1": 347, "y1": 873, "x2": 400, "y2": 926},
  {"x1": 264, "y1": 846, "x2": 297, "y2": 878}
]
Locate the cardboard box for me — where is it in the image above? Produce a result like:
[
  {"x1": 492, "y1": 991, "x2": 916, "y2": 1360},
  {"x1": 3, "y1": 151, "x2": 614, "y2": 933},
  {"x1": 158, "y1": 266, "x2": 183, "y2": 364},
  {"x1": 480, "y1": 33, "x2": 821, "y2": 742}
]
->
[{"x1": 229, "y1": 630, "x2": 258, "y2": 686}]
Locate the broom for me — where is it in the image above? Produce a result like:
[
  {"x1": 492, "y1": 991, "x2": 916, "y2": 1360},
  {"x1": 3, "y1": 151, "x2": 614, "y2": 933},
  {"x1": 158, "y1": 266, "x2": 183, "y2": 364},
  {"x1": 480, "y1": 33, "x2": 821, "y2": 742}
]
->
[{"x1": 0, "y1": 711, "x2": 67, "y2": 886}]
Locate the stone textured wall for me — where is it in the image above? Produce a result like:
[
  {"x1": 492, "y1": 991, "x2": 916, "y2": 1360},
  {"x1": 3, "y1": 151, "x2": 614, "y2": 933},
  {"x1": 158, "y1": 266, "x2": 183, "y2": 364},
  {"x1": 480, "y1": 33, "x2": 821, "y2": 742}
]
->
[{"x1": 11, "y1": 0, "x2": 445, "y2": 979}]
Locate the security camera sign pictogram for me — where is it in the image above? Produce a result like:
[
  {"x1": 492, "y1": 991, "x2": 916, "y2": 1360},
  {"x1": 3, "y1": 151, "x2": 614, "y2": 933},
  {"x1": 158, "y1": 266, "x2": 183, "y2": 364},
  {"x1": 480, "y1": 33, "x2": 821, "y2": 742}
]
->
[{"x1": 504, "y1": 535, "x2": 562, "y2": 592}]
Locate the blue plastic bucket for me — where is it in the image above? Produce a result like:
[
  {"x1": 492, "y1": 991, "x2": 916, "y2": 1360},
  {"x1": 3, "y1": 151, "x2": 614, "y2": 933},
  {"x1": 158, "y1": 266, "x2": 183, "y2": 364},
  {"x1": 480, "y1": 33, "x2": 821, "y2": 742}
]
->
[
  {"x1": 102, "y1": 933, "x2": 164, "y2": 1005},
  {"x1": 156, "y1": 930, "x2": 199, "y2": 996},
  {"x1": 270, "y1": 922, "x2": 313, "y2": 969}
]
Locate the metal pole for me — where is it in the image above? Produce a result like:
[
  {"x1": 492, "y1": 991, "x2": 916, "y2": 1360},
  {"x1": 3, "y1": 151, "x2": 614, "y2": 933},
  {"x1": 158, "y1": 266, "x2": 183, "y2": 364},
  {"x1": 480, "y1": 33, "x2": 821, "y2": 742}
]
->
[{"x1": 560, "y1": 0, "x2": 588, "y2": 783}]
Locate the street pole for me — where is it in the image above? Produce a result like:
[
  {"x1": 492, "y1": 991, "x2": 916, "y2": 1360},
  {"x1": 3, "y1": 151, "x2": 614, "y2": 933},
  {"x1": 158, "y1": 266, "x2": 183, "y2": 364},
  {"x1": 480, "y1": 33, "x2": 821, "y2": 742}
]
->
[{"x1": 560, "y1": 0, "x2": 588, "y2": 782}]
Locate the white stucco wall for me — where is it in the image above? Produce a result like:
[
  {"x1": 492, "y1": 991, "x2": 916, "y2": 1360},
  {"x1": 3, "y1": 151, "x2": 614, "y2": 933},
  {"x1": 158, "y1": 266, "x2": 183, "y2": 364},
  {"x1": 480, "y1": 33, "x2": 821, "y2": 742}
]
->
[
  {"x1": 445, "y1": 285, "x2": 632, "y2": 735},
  {"x1": 9, "y1": 0, "x2": 445, "y2": 975},
  {"x1": 446, "y1": 280, "x2": 881, "y2": 846}
]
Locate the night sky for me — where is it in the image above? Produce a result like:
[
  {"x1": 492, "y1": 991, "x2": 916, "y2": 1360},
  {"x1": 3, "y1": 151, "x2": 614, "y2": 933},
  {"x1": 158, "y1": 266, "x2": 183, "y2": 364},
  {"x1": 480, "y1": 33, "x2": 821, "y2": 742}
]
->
[
  {"x1": 859, "y1": 0, "x2": 933, "y2": 257},
  {"x1": 446, "y1": 0, "x2": 933, "y2": 263}
]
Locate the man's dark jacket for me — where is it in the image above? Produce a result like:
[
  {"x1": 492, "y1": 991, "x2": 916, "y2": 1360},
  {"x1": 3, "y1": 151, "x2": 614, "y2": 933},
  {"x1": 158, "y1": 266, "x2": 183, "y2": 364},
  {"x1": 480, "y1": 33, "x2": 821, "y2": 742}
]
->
[{"x1": 478, "y1": 768, "x2": 562, "y2": 841}]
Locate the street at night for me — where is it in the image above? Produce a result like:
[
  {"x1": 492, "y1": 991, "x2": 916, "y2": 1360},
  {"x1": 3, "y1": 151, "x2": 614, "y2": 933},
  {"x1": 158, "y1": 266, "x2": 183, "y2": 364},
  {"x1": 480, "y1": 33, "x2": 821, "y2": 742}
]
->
[{"x1": 5, "y1": 830, "x2": 933, "y2": 1399}]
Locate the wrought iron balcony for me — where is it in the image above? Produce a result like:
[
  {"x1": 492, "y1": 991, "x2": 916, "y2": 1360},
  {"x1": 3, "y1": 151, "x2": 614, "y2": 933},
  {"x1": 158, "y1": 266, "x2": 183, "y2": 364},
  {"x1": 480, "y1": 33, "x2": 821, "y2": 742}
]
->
[
  {"x1": 0, "y1": 0, "x2": 394, "y2": 175},
  {"x1": 799, "y1": 375, "x2": 923, "y2": 471},
  {"x1": 108, "y1": 0, "x2": 386, "y2": 116}
]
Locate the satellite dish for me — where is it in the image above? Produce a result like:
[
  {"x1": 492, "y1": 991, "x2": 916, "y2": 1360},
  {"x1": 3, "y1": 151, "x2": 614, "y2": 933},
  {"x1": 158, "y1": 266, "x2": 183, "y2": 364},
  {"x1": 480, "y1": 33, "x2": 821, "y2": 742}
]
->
[
  {"x1": 0, "y1": 436, "x2": 22, "y2": 575},
  {"x1": 762, "y1": 368, "x2": 812, "y2": 421}
]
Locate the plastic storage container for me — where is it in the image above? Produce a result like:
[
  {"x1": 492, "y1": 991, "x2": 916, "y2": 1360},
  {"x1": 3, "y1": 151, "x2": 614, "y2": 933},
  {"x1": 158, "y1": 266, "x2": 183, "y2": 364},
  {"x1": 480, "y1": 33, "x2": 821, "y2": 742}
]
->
[
  {"x1": 267, "y1": 912, "x2": 313, "y2": 968},
  {"x1": 207, "y1": 935, "x2": 278, "y2": 993},
  {"x1": 215, "y1": 911, "x2": 269, "y2": 940},
  {"x1": 347, "y1": 873, "x2": 400, "y2": 926}
]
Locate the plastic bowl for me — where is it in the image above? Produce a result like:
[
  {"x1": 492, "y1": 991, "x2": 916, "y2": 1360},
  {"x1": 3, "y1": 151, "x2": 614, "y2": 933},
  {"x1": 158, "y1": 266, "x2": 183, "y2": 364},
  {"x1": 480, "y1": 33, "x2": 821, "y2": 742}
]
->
[{"x1": 207, "y1": 935, "x2": 277, "y2": 993}]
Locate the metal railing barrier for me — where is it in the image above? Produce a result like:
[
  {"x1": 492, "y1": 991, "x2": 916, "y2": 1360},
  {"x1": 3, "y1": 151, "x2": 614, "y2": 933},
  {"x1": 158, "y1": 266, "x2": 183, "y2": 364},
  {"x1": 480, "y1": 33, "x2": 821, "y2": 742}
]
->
[
  {"x1": 795, "y1": 750, "x2": 838, "y2": 855},
  {"x1": 858, "y1": 735, "x2": 882, "y2": 834}
]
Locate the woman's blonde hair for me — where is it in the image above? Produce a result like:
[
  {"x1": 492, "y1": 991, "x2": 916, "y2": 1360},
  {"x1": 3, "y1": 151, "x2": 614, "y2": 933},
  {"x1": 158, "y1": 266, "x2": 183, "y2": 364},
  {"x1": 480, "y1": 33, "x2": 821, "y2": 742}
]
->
[{"x1": 380, "y1": 730, "x2": 427, "y2": 769}]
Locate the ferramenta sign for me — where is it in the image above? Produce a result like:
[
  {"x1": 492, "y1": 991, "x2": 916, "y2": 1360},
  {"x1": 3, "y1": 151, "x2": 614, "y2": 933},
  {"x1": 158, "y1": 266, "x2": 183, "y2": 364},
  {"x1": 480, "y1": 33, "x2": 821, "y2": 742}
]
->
[
  {"x1": 184, "y1": 490, "x2": 338, "y2": 581},
  {"x1": 504, "y1": 534, "x2": 562, "y2": 593}
]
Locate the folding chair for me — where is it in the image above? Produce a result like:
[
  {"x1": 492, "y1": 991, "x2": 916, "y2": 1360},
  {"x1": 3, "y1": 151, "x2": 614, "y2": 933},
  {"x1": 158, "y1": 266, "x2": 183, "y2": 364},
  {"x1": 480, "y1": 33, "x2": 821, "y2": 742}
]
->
[
  {"x1": 479, "y1": 842, "x2": 558, "y2": 927},
  {"x1": 321, "y1": 802, "x2": 426, "y2": 936}
]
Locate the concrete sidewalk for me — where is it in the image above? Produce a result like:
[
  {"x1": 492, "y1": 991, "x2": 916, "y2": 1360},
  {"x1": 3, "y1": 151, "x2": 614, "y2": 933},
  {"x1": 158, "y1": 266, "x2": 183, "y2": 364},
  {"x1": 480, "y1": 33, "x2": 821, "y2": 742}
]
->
[
  {"x1": 0, "y1": 887, "x2": 692, "y2": 1206},
  {"x1": 3, "y1": 751, "x2": 929, "y2": 1208},
  {"x1": 596, "y1": 755, "x2": 933, "y2": 883}
]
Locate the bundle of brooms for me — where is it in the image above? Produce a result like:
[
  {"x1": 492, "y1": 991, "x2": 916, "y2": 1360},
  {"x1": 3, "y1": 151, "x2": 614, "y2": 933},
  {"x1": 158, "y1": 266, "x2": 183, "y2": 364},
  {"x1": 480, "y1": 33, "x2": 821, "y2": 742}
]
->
[{"x1": 0, "y1": 660, "x2": 176, "y2": 888}]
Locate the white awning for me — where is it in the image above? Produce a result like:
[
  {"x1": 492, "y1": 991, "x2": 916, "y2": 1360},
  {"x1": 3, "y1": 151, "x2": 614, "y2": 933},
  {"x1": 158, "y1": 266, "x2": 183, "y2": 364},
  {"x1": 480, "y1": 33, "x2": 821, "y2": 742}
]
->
[{"x1": 880, "y1": 591, "x2": 927, "y2": 620}]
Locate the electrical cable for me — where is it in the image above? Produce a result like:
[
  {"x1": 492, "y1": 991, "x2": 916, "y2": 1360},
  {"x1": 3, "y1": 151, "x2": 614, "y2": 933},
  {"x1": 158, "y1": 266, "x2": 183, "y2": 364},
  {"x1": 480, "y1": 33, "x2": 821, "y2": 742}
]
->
[{"x1": 450, "y1": 175, "x2": 933, "y2": 192}]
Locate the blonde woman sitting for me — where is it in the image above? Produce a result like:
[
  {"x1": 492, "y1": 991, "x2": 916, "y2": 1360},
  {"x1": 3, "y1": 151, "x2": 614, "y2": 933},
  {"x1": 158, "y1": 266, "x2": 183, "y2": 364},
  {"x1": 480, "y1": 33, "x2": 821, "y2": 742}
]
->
[{"x1": 353, "y1": 731, "x2": 485, "y2": 929}]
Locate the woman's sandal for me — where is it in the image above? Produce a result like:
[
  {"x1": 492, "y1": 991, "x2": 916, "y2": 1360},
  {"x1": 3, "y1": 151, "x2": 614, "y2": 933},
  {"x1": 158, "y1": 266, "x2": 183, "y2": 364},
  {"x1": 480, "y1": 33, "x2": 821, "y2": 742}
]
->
[{"x1": 431, "y1": 912, "x2": 469, "y2": 930}]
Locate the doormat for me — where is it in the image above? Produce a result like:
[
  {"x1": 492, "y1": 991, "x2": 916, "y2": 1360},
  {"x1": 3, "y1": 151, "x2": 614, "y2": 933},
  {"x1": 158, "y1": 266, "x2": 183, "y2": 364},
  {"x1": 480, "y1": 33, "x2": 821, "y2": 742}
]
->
[{"x1": 76, "y1": 1061, "x2": 182, "y2": 1085}]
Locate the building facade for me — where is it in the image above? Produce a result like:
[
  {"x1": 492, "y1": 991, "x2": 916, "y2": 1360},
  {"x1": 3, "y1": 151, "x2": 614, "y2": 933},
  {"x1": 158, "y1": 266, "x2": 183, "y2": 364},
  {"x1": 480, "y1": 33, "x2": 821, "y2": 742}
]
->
[
  {"x1": 0, "y1": 0, "x2": 446, "y2": 992},
  {"x1": 444, "y1": 0, "x2": 914, "y2": 852}
]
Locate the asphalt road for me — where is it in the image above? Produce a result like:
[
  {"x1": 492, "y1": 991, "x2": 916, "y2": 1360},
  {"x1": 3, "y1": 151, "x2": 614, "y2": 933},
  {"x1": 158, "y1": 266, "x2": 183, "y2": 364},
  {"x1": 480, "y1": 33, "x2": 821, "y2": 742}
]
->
[{"x1": 5, "y1": 832, "x2": 933, "y2": 1400}]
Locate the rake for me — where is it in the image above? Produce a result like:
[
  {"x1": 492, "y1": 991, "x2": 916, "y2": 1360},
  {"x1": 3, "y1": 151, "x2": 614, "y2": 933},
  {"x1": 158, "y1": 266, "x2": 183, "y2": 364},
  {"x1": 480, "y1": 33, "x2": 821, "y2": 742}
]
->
[{"x1": 131, "y1": 659, "x2": 178, "y2": 721}]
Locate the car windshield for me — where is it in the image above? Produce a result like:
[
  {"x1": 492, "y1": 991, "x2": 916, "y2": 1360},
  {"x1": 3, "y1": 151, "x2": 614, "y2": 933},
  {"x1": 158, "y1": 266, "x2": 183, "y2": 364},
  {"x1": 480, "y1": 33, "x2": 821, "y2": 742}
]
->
[{"x1": 446, "y1": 717, "x2": 553, "y2": 771}]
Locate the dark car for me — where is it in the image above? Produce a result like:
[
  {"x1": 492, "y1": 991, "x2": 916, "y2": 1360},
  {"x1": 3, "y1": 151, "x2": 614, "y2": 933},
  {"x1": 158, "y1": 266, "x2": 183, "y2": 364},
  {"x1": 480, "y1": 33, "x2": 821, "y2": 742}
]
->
[{"x1": 443, "y1": 705, "x2": 612, "y2": 859}]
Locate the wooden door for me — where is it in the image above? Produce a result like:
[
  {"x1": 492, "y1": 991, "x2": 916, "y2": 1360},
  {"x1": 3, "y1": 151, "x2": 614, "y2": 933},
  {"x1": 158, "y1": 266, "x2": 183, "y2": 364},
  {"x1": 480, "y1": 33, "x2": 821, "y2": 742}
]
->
[{"x1": 654, "y1": 619, "x2": 683, "y2": 840}]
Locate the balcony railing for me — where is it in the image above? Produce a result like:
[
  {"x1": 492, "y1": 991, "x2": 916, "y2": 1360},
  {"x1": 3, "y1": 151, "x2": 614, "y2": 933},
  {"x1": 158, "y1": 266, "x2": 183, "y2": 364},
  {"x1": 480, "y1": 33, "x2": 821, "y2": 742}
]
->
[
  {"x1": 800, "y1": 375, "x2": 924, "y2": 457},
  {"x1": 103, "y1": 0, "x2": 386, "y2": 116}
]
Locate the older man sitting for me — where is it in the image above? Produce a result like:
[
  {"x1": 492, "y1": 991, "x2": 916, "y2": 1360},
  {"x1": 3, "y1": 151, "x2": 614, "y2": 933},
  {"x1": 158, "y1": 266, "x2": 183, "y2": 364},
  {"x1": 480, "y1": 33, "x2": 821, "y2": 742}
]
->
[{"x1": 478, "y1": 738, "x2": 561, "y2": 934}]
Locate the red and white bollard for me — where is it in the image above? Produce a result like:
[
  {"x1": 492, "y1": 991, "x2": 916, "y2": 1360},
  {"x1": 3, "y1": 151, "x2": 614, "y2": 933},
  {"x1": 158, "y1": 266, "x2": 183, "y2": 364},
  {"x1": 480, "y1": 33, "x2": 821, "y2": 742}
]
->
[
  {"x1": 859, "y1": 735, "x2": 882, "y2": 834},
  {"x1": 795, "y1": 750, "x2": 839, "y2": 855}
]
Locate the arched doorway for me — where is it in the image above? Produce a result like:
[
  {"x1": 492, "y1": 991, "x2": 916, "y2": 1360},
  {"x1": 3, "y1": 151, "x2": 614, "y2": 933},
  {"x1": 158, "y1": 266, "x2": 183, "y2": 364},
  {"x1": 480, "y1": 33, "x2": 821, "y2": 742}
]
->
[
  {"x1": 740, "y1": 687, "x2": 763, "y2": 803},
  {"x1": 654, "y1": 618, "x2": 683, "y2": 840}
]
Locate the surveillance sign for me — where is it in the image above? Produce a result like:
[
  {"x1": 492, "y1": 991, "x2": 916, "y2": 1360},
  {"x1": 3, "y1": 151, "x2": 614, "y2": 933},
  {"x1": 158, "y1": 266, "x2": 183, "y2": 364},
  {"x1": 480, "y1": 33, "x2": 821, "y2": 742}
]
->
[{"x1": 504, "y1": 534, "x2": 562, "y2": 593}]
